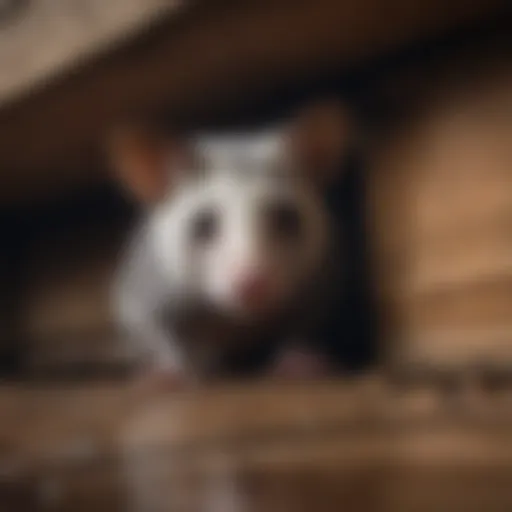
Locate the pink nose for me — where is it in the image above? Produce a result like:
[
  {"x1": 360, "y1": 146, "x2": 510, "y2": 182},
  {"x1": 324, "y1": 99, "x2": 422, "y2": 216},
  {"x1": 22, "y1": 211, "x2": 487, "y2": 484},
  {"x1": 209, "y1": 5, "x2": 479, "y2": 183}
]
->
[{"x1": 233, "y1": 272, "x2": 272, "y2": 308}]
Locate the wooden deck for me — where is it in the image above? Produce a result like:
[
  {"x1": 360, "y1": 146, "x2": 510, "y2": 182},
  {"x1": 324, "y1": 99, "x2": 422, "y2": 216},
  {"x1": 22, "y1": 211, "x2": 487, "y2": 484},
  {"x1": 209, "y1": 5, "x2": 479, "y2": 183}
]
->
[{"x1": 1, "y1": 376, "x2": 511, "y2": 511}]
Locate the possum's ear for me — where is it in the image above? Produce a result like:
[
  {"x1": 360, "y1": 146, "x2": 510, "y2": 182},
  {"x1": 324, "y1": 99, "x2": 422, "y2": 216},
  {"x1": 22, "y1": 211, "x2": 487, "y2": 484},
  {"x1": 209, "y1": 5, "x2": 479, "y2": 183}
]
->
[
  {"x1": 107, "y1": 125, "x2": 191, "y2": 203},
  {"x1": 285, "y1": 100, "x2": 350, "y2": 186}
]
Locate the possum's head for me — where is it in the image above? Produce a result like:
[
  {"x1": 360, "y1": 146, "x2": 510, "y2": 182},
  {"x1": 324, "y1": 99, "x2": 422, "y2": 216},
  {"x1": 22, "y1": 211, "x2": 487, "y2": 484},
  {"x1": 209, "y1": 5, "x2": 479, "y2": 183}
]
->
[{"x1": 109, "y1": 102, "x2": 349, "y2": 320}]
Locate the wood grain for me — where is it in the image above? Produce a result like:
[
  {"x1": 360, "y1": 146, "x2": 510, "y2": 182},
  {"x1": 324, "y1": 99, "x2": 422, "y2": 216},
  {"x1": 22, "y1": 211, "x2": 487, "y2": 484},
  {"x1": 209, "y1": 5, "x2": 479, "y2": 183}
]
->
[
  {"x1": 0, "y1": 0, "x2": 506, "y2": 204},
  {"x1": 0, "y1": 0, "x2": 182, "y2": 105},
  {"x1": 367, "y1": 60, "x2": 512, "y2": 369},
  {"x1": 0, "y1": 378, "x2": 511, "y2": 511}
]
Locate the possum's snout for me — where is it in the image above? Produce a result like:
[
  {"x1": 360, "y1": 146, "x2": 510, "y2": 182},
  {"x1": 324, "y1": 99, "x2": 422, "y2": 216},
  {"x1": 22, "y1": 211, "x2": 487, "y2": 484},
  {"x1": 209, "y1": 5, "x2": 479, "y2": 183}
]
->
[{"x1": 232, "y1": 268, "x2": 274, "y2": 312}]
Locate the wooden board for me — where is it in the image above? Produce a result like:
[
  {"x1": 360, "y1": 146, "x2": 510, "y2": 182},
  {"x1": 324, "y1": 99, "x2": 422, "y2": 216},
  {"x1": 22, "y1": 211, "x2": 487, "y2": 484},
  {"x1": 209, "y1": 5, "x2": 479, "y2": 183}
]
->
[
  {"x1": 0, "y1": 378, "x2": 511, "y2": 511},
  {"x1": 367, "y1": 58, "x2": 512, "y2": 368},
  {"x1": 0, "y1": 0, "x2": 182, "y2": 106},
  {"x1": 0, "y1": 0, "x2": 507, "y2": 205}
]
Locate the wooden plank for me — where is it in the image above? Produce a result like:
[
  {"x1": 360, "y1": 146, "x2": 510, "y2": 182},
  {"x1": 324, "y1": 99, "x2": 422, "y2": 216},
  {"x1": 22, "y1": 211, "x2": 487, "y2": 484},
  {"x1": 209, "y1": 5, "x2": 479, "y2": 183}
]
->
[
  {"x1": 0, "y1": 378, "x2": 510, "y2": 464},
  {"x1": 0, "y1": 379, "x2": 511, "y2": 510},
  {"x1": 0, "y1": 0, "x2": 506, "y2": 205},
  {"x1": 367, "y1": 59, "x2": 512, "y2": 369},
  {"x1": 0, "y1": 0, "x2": 182, "y2": 106}
]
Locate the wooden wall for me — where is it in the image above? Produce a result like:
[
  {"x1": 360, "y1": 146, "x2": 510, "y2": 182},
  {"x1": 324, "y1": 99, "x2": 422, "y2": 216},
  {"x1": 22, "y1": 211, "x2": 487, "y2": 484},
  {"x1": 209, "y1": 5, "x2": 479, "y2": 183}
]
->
[{"x1": 368, "y1": 54, "x2": 512, "y2": 370}]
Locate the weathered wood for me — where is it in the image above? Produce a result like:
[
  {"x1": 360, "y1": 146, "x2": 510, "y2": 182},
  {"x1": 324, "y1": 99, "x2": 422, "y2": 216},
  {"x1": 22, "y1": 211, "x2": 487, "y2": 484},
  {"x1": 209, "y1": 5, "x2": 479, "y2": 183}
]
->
[
  {"x1": 0, "y1": 379, "x2": 511, "y2": 511},
  {"x1": 0, "y1": 0, "x2": 181, "y2": 105},
  {"x1": 0, "y1": 0, "x2": 506, "y2": 204},
  {"x1": 367, "y1": 60, "x2": 512, "y2": 369}
]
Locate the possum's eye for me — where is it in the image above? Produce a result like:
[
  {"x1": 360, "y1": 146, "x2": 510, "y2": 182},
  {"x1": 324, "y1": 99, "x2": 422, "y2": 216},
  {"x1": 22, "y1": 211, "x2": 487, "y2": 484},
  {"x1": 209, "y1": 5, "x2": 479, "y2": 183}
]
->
[
  {"x1": 191, "y1": 207, "x2": 218, "y2": 244},
  {"x1": 265, "y1": 202, "x2": 302, "y2": 240}
]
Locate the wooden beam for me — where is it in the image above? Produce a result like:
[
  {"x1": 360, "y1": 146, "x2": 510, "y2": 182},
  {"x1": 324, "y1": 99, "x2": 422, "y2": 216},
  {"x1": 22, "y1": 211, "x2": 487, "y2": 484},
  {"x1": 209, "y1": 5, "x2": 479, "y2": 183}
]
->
[
  {"x1": 0, "y1": 0, "x2": 507, "y2": 205},
  {"x1": 0, "y1": 0, "x2": 182, "y2": 106}
]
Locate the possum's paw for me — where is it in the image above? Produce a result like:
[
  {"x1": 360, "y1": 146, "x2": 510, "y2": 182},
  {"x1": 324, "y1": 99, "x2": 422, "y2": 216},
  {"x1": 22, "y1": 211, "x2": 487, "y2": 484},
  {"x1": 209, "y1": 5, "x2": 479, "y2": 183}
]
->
[{"x1": 269, "y1": 347, "x2": 332, "y2": 381}]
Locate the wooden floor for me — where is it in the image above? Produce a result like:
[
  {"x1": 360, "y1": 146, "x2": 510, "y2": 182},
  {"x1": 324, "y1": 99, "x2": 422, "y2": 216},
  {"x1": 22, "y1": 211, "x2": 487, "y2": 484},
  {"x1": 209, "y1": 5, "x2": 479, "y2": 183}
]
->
[{"x1": 0, "y1": 375, "x2": 511, "y2": 511}]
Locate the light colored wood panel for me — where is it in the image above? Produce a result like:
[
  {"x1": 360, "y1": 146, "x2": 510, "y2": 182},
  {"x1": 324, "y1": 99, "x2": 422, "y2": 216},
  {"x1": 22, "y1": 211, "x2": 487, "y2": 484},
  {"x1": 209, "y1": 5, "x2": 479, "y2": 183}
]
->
[
  {"x1": 393, "y1": 329, "x2": 512, "y2": 367},
  {"x1": 404, "y1": 279, "x2": 512, "y2": 330},
  {"x1": 368, "y1": 60, "x2": 512, "y2": 367},
  {"x1": 0, "y1": 0, "x2": 181, "y2": 105}
]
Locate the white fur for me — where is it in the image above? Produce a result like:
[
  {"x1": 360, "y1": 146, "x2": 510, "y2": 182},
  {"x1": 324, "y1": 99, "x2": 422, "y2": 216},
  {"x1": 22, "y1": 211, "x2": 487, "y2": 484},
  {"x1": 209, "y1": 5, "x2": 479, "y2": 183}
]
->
[{"x1": 148, "y1": 133, "x2": 330, "y2": 319}]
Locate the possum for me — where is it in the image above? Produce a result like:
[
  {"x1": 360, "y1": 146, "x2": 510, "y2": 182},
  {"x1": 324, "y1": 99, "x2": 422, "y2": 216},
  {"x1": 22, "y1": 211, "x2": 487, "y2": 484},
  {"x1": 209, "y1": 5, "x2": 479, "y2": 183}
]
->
[{"x1": 109, "y1": 101, "x2": 352, "y2": 386}]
